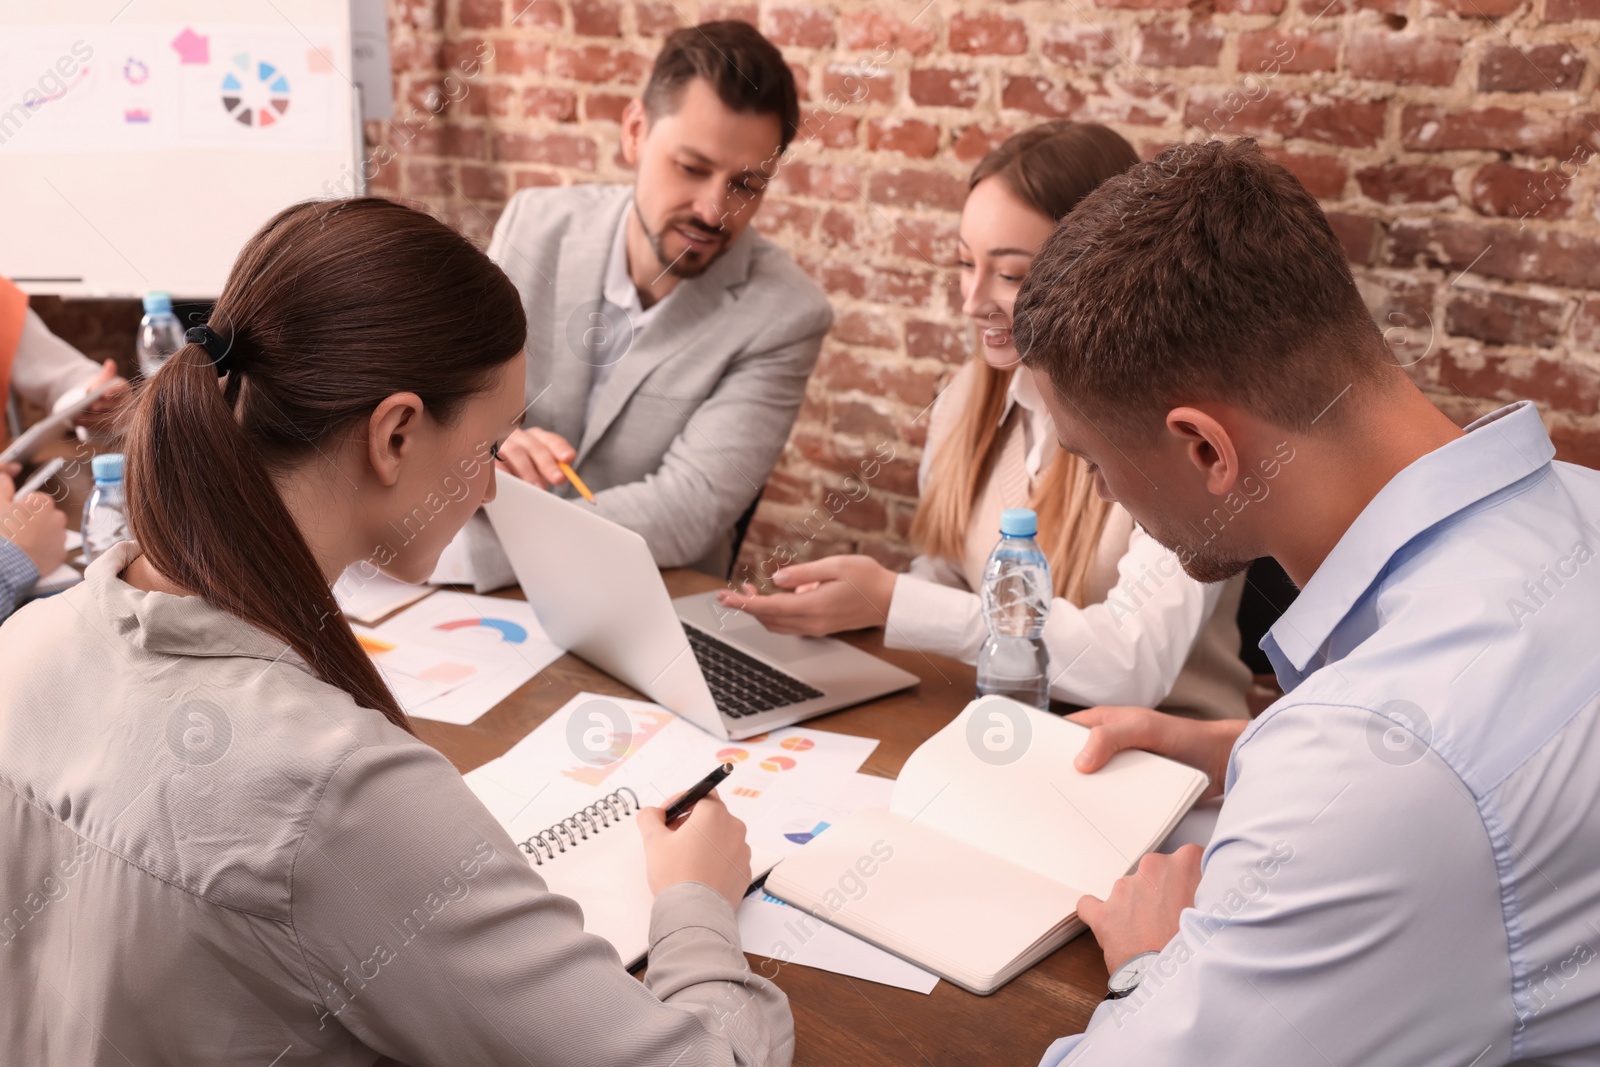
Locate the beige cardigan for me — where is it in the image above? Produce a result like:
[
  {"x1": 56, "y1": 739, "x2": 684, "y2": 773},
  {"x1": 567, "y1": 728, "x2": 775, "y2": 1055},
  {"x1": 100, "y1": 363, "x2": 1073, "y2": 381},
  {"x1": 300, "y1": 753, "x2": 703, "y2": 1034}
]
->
[
  {"x1": 0, "y1": 542, "x2": 791, "y2": 1066},
  {"x1": 884, "y1": 360, "x2": 1251, "y2": 720}
]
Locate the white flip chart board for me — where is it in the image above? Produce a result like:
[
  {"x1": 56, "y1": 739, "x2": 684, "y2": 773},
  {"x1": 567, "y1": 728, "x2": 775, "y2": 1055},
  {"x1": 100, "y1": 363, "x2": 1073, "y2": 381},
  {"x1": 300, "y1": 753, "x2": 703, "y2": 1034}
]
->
[{"x1": 0, "y1": 0, "x2": 362, "y2": 298}]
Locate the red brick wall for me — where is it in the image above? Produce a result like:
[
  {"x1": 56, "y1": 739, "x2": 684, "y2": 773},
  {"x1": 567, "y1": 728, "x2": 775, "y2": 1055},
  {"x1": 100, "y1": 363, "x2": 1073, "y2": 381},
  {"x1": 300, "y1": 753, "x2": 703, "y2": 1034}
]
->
[
  {"x1": 374, "y1": 1, "x2": 1600, "y2": 577},
  {"x1": 39, "y1": 2, "x2": 1600, "y2": 580}
]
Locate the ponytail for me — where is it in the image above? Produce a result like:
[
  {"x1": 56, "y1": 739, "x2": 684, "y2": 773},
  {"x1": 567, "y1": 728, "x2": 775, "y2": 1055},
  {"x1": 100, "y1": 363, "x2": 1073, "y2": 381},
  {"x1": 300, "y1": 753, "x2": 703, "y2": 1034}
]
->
[
  {"x1": 121, "y1": 197, "x2": 528, "y2": 732},
  {"x1": 125, "y1": 340, "x2": 411, "y2": 729}
]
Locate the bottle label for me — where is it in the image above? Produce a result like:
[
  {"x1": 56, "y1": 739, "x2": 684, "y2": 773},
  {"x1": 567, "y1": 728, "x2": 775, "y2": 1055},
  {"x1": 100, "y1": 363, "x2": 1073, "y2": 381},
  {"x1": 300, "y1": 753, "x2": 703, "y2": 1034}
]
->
[{"x1": 84, "y1": 505, "x2": 129, "y2": 557}]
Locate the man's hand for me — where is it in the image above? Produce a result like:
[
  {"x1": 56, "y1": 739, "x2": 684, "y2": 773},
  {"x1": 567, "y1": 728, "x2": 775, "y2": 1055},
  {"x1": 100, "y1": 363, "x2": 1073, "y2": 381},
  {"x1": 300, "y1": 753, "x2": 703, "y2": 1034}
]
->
[
  {"x1": 1068, "y1": 706, "x2": 1247, "y2": 801},
  {"x1": 0, "y1": 473, "x2": 67, "y2": 576},
  {"x1": 715, "y1": 555, "x2": 897, "y2": 636},
  {"x1": 1078, "y1": 843, "x2": 1204, "y2": 976},
  {"x1": 494, "y1": 427, "x2": 576, "y2": 489}
]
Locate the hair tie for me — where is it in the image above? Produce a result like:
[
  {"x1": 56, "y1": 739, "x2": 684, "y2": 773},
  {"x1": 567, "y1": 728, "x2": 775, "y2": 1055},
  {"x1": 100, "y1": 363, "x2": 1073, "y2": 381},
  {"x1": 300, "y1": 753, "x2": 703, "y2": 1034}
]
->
[{"x1": 186, "y1": 324, "x2": 235, "y2": 377}]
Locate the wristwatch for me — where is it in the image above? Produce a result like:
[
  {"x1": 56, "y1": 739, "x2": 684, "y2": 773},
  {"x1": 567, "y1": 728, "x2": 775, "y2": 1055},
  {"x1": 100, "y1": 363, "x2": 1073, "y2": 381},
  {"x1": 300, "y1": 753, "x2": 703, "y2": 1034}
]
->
[{"x1": 1105, "y1": 950, "x2": 1160, "y2": 1000}]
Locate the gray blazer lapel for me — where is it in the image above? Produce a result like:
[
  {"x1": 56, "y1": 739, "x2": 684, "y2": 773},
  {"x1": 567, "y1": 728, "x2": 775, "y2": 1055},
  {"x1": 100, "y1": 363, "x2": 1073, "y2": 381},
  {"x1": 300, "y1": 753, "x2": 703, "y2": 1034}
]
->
[
  {"x1": 575, "y1": 231, "x2": 757, "y2": 462},
  {"x1": 529, "y1": 190, "x2": 629, "y2": 445}
]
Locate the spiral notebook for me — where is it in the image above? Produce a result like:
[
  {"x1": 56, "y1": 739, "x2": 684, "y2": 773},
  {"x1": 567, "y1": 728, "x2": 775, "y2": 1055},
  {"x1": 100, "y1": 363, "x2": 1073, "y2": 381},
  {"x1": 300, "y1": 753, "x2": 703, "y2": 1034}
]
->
[
  {"x1": 511, "y1": 786, "x2": 661, "y2": 968},
  {"x1": 464, "y1": 693, "x2": 882, "y2": 969},
  {"x1": 764, "y1": 697, "x2": 1209, "y2": 994}
]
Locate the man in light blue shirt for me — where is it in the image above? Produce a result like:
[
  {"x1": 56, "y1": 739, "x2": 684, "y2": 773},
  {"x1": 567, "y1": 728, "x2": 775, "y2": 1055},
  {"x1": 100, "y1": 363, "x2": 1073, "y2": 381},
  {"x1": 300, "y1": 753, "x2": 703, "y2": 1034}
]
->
[{"x1": 1013, "y1": 138, "x2": 1600, "y2": 1065}]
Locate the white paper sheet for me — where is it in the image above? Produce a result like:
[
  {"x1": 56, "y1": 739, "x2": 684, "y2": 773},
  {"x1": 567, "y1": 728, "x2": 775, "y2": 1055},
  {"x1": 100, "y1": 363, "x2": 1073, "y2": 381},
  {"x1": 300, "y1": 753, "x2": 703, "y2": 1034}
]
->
[
  {"x1": 464, "y1": 693, "x2": 881, "y2": 876},
  {"x1": 364, "y1": 592, "x2": 564, "y2": 725},
  {"x1": 355, "y1": 627, "x2": 493, "y2": 709},
  {"x1": 738, "y1": 770, "x2": 940, "y2": 995},
  {"x1": 463, "y1": 694, "x2": 893, "y2": 967},
  {"x1": 738, "y1": 889, "x2": 939, "y2": 994},
  {"x1": 334, "y1": 568, "x2": 434, "y2": 624}
]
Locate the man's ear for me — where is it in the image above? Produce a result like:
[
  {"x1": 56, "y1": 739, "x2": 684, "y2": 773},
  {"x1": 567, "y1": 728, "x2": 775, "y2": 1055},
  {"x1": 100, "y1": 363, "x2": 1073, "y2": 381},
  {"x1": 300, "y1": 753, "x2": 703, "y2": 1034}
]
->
[
  {"x1": 620, "y1": 98, "x2": 648, "y2": 167},
  {"x1": 367, "y1": 392, "x2": 426, "y2": 489},
  {"x1": 1165, "y1": 407, "x2": 1239, "y2": 498}
]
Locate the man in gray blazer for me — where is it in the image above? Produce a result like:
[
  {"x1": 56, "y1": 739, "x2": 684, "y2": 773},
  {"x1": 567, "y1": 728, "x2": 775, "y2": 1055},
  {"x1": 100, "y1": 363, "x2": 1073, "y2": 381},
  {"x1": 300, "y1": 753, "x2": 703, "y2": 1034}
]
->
[{"x1": 489, "y1": 21, "x2": 832, "y2": 578}]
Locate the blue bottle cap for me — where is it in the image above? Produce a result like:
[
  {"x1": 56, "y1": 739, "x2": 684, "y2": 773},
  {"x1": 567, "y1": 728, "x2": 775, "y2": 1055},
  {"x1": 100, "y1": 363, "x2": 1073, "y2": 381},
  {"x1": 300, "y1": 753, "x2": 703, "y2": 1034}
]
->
[
  {"x1": 999, "y1": 508, "x2": 1037, "y2": 537},
  {"x1": 142, "y1": 291, "x2": 173, "y2": 314},
  {"x1": 91, "y1": 453, "x2": 124, "y2": 483}
]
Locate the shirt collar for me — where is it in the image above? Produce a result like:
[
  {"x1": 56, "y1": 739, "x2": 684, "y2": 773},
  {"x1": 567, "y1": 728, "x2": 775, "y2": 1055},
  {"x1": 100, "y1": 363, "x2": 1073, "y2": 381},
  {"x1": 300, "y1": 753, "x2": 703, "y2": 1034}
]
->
[
  {"x1": 601, "y1": 200, "x2": 641, "y2": 315},
  {"x1": 999, "y1": 365, "x2": 1046, "y2": 425},
  {"x1": 602, "y1": 197, "x2": 680, "y2": 322},
  {"x1": 1265, "y1": 401, "x2": 1555, "y2": 678},
  {"x1": 83, "y1": 541, "x2": 311, "y2": 668}
]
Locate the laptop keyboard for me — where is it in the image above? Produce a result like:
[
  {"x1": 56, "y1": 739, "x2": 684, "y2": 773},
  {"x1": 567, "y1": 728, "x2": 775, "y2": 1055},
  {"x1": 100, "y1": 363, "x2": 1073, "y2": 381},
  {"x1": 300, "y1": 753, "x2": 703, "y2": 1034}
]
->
[{"x1": 683, "y1": 625, "x2": 825, "y2": 718}]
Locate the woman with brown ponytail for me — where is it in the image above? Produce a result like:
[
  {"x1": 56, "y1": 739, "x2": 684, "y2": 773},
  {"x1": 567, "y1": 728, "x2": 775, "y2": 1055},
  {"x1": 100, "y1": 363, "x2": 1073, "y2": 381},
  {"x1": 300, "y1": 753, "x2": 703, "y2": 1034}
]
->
[
  {"x1": 725, "y1": 122, "x2": 1252, "y2": 720},
  {"x1": 0, "y1": 199, "x2": 791, "y2": 1065}
]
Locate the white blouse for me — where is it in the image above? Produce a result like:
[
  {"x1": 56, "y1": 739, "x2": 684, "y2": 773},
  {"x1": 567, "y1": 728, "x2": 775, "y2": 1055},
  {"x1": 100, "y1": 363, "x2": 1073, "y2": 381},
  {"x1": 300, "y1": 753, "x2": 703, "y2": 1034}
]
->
[{"x1": 883, "y1": 361, "x2": 1251, "y2": 719}]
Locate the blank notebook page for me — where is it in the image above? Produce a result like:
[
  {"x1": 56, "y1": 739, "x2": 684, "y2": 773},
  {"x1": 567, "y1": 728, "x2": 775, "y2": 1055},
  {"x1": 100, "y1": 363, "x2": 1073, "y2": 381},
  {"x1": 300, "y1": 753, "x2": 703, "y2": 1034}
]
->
[
  {"x1": 770, "y1": 807, "x2": 1082, "y2": 985},
  {"x1": 889, "y1": 703, "x2": 1208, "y2": 900},
  {"x1": 531, "y1": 821, "x2": 654, "y2": 966}
]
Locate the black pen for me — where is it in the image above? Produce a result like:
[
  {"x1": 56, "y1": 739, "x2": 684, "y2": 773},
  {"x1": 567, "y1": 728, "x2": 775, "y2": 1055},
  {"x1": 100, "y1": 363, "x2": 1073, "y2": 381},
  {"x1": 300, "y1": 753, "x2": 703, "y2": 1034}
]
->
[{"x1": 662, "y1": 762, "x2": 734, "y2": 826}]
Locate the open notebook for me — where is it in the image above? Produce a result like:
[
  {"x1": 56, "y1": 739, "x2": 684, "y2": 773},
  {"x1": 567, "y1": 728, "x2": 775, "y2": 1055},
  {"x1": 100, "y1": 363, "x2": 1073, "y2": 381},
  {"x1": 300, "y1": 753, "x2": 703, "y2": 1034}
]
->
[
  {"x1": 510, "y1": 786, "x2": 661, "y2": 969},
  {"x1": 463, "y1": 693, "x2": 882, "y2": 968},
  {"x1": 764, "y1": 697, "x2": 1209, "y2": 995}
]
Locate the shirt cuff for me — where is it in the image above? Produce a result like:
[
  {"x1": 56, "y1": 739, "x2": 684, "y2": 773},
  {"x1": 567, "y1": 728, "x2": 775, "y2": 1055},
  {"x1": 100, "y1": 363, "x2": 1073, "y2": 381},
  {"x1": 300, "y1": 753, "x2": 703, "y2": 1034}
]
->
[
  {"x1": 1039, "y1": 1034, "x2": 1081, "y2": 1067},
  {"x1": 882, "y1": 573, "x2": 985, "y2": 663},
  {"x1": 648, "y1": 881, "x2": 741, "y2": 951}
]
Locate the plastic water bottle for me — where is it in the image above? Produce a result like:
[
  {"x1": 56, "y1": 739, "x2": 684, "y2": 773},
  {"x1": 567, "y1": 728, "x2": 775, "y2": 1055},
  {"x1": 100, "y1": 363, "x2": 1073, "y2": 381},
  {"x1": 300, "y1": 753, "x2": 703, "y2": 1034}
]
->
[
  {"x1": 976, "y1": 508, "x2": 1052, "y2": 709},
  {"x1": 136, "y1": 292, "x2": 185, "y2": 377},
  {"x1": 82, "y1": 454, "x2": 129, "y2": 565}
]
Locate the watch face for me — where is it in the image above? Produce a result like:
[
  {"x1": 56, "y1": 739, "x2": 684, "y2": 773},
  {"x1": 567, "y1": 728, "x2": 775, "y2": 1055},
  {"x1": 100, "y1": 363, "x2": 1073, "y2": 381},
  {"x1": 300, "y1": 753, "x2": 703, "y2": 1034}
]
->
[{"x1": 1108, "y1": 951, "x2": 1159, "y2": 997}]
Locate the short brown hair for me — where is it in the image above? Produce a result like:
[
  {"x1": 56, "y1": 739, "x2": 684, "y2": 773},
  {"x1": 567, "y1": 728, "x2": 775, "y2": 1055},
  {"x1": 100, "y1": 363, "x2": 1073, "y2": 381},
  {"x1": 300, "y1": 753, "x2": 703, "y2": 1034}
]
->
[
  {"x1": 1013, "y1": 137, "x2": 1390, "y2": 434},
  {"x1": 642, "y1": 21, "x2": 800, "y2": 152}
]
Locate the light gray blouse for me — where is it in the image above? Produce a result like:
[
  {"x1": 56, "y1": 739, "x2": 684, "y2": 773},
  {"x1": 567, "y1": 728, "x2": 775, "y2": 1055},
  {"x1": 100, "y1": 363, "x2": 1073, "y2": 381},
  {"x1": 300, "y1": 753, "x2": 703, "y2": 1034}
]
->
[{"x1": 0, "y1": 542, "x2": 792, "y2": 1066}]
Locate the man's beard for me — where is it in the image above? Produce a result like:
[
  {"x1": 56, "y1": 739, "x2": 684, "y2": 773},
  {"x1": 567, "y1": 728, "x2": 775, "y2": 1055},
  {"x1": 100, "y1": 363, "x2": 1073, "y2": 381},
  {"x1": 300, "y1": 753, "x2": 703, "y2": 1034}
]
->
[
  {"x1": 1137, "y1": 518, "x2": 1253, "y2": 585},
  {"x1": 637, "y1": 201, "x2": 726, "y2": 279}
]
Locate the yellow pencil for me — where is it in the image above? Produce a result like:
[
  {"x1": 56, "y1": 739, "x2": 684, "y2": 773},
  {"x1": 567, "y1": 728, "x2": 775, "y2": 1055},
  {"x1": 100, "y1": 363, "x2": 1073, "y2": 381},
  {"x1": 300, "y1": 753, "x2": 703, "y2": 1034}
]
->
[{"x1": 558, "y1": 461, "x2": 595, "y2": 503}]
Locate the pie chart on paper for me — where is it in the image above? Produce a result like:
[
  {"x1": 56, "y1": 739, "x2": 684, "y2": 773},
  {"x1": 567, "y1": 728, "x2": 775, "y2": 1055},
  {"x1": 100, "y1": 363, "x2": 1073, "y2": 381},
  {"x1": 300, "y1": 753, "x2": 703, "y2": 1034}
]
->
[
  {"x1": 220, "y1": 53, "x2": 290, "y2": 127},
  {"x1": 433, "y1": 616, "x2": 530, "y2": 643}
]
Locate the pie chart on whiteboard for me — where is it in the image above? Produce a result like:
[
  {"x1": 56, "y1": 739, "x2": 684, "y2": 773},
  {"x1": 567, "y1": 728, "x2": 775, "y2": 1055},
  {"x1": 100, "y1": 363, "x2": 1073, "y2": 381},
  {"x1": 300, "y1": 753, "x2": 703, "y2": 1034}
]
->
[{"x1": 220, "y1": 53, "x2": 290, "y2": 127}]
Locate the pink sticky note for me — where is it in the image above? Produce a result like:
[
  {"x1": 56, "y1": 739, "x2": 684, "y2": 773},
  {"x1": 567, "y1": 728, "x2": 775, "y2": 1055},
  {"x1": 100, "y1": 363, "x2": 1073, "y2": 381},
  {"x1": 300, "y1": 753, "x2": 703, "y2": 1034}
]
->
[
  {"x1": 171, "y1": 28, "x2": 209, "y2": 65},
  {"x1": 306, "y1": 46, "x2": 333, "y2": 74}
]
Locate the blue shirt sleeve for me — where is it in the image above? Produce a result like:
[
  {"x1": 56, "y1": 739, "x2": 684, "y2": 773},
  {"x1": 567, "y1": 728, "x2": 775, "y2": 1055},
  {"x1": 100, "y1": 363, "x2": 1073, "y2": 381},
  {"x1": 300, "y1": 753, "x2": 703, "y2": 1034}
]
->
[
  {"x1": 0, "y1": 538, "x2": 40, "y2": 623},
  {"x1": 1040, "y1": 703, "x2": 1512, "y2": 1067}
]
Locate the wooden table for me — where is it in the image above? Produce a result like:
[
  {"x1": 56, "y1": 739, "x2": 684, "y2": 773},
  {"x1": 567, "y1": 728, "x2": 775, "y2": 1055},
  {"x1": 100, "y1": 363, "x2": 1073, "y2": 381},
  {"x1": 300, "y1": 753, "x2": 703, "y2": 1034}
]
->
[{"x1": 412, "y1": 569, "x2": 1109, "y2": 1067}]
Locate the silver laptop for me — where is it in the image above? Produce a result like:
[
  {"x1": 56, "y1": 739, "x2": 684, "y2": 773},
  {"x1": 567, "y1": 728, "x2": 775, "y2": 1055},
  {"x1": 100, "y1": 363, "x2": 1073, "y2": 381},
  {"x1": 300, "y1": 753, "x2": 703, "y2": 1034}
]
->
[{"x1": 483, "y1": 476, "x2": 919, "y2": 739}]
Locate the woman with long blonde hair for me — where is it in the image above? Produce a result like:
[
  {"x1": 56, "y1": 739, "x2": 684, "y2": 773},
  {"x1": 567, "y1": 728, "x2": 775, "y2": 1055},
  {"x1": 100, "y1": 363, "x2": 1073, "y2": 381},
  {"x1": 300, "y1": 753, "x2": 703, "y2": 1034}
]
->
[{"x1": 724, "y1": 121, "x2": 1251, "y2": 718}]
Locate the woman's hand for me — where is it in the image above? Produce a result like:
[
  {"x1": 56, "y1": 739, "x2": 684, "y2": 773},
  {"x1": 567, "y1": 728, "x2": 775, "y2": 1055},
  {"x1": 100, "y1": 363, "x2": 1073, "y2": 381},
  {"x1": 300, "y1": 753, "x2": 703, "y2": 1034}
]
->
[
  {"x1": 715, "y1": 555, "x2": 897, "y2": 636},
  {"x1": 1066, "y1": 706, "x2": 1248, "y2": 802},
  {"x1": 493, "y1": 426, "x2": 576, "y2": 489},
  {"x1": 637, "y1": 790, "x2": 752, "y2": 911},
  {"x1": 62, "y1": 360, "x2": 130, "y2": 437}
]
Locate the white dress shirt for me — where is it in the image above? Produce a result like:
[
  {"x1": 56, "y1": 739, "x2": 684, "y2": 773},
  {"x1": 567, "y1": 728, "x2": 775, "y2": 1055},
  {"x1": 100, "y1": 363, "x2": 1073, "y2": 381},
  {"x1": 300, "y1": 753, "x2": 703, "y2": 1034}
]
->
[
  {"x1": 9, "y1": 307, "x2": 102, "y2": 414},
  {"x1": 884, "y1": 362, "x2": 1249, "y2": 717},
  {"x1": 586, "y1": 200, "x2": 672, "y2": 425},
  {"x1": 1041, "y1": 401, "x2": 1600, "y2": 1066}
]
